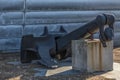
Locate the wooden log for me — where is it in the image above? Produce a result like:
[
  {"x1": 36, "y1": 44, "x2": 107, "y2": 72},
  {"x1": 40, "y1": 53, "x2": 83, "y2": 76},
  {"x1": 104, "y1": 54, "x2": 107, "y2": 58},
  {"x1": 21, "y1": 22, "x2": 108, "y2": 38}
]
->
[
  {"x1": 0, "y1": 0, "x2": 24, "y2": 11},
  {"x1": 0, "y1": 25, "x2": 22, "y2": 39},
  {"x1": 0, "y1": 38, "x2": 21, "y2": 51},
  {"x1": 25, "y1": 11, "x2": 120, "y2": 24},
  {"x1": 26, "y1": 0, "x2": 120, "y2": 11},
  {"x1": 72, "y1": 39, "x2": 113, "y2": 72},
  {"x1": 0, "y1": 12, "x2": 23, "y2": 25}
]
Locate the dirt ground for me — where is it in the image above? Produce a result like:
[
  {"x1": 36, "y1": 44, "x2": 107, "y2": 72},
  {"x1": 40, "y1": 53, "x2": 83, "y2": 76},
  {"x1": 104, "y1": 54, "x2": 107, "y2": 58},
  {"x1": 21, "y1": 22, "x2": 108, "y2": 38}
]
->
[{"x1": 0, "y1": 48, "x2": 120, "y2": 80}]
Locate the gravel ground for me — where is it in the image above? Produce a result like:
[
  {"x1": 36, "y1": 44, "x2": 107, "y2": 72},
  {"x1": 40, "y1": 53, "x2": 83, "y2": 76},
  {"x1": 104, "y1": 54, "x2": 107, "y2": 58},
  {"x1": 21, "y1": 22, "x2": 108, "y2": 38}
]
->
[{"x1": 0, "y1": 48, "x2": 120, "y2": 80}]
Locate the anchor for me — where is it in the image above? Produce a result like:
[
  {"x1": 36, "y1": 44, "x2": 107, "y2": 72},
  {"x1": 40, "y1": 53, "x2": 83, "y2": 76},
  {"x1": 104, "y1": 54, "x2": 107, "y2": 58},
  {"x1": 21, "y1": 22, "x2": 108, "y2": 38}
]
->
[{"x1": 20, "y1": 14, "x2": 115, "y2": 68}]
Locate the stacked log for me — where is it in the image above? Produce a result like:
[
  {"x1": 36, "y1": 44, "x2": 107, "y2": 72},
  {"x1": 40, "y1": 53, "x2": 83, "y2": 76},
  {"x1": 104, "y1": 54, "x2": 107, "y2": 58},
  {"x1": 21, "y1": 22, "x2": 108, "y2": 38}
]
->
[{"x1": 0, "y1": 0, "x2": 120, "y2": 52}]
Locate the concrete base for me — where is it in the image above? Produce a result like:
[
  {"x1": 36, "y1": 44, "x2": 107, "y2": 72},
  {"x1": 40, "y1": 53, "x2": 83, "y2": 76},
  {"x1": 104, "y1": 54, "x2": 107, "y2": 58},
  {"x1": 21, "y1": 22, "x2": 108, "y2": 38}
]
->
[{"x1": 72, "y1": 39, "x2": 113, "y2": 72}]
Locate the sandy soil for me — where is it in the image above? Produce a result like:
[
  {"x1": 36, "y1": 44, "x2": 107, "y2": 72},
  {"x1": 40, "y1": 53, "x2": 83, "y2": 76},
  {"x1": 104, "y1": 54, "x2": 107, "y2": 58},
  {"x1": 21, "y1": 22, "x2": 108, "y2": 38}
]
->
[
  {"x1": 0, "y1": 48, "x2": 120, "y2": 80},
  {"x1": 113, "y1": 48, "x2": 120, "y2": 63}
]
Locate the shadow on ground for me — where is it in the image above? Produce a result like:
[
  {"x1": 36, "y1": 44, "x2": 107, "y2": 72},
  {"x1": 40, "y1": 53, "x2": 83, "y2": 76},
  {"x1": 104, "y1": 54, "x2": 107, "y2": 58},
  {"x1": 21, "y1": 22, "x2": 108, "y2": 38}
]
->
[{"x1": 0, "y1": 48, "x2": 120, "y2": 80}]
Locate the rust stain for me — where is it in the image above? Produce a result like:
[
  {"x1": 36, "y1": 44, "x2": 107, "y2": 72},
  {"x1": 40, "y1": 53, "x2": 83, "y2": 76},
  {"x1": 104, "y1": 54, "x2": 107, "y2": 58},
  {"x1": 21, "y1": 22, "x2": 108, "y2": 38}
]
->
[
  {"x1": 99, "y1": 43, "x2": 102, "y2": 70},
  {"x1": 91, "y1": 43, "x2": 94, "y2": 70}
]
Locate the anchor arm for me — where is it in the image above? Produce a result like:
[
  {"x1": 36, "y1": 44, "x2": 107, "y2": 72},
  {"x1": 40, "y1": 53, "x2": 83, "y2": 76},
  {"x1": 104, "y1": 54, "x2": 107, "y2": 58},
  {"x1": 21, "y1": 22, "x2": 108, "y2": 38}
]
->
[{"x1": 56, "y1": 14, "x2": 115, "y2": 51}]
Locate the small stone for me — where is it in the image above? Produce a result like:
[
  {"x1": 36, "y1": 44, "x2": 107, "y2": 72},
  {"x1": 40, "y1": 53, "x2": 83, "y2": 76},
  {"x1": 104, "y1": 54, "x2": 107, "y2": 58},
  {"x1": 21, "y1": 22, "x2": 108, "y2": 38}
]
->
[
  {"x1": 34, "y1": 69, "x2": 47, "y2": 77},
  {"x1": 7, "y1": 61, "x2": 21, "y2": 66}
]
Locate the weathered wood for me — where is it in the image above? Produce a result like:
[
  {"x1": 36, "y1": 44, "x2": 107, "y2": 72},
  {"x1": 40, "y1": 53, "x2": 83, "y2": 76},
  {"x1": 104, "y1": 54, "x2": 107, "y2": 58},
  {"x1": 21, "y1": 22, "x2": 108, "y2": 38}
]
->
[
  {"x1": 23, "y1": 21, "x2": 120, "y2": 35},
  {"x1": 26, "y1": 0, "x2": 120, "y2": 11},
  {"x1": 72, "y1": 39, "x2": 113, "y2": 72},
  {"x1": 1, "y1": 11, "x2": 120, "y2": 25},
  {"x1": 0, "y1": 0, "x2": 119, "y2": 53},
  {"x1": 25, "y1": 11, "x2": 120, "y2": 24},
  {"x1": 0, "y1": 25, "x2": 23, "y2": 38},
  {"x1": 1, "y1": 0, "x2": 120, "y2": 11},
  {"x1": 114, "y1": 22, "x2": 120, "y2": 32},
  {"x1": 0, "y1": 38, "x2": 21, "y2": 51},
  {"x1": 23, "y1": 24, "x2": 82, "y2": 36},
  {"x1": 0, "y1": 23, "x2": 119, "y2": 52},
  {"x1": 0, "y1": 0, "x2": 24, "y2": 11},
  {"x1": 0, "y1": 12, "x2": 23, "y2": 25}
]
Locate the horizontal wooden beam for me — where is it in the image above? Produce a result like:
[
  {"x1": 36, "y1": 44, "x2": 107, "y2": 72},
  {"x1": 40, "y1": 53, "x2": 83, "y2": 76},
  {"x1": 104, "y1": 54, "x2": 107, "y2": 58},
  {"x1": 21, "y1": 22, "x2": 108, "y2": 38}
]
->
[
  {"x1": 26, "y1": 0, "x2": 120, "y2": 11},
  {"x1": 0, "y1": 0, "x2": 24, "y2": 11}
]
